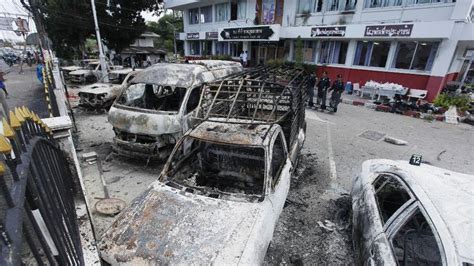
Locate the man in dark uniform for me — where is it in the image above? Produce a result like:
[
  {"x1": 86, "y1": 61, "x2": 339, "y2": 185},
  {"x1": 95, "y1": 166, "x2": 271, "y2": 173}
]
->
[
  {"x1": 307, "y1": 72, "x2": 316, "y2": 108},
  {"x1": 316, "y1": 71, "x2": 330, "y2": 110},
  {"x1": 329, "y1": 74, "x2": 344, "y2": 112}
]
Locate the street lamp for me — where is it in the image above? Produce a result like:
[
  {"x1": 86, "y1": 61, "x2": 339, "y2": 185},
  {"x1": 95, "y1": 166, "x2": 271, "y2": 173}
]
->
[{"x1": 165, "y1": 20, "x2": 178, "y2": 60}]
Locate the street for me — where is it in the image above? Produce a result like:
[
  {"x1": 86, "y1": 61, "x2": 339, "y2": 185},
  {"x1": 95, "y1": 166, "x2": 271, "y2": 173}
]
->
[
  {"x1": 2, "y1": 65, "x2": 48, "y2": 118},
  {"x1": 68, "y1": 89, "x2": 472, "y2": 264}
]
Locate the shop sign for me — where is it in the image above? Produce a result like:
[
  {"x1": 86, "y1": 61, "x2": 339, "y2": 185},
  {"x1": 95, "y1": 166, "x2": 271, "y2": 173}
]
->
[
  {"x1": 186, "y1": 32, "x2": 200, "y2": 40},
  {"x1": 220, "y1": 26, "x2": 275, "y2": 40},
  {"x1": 311, "y1": 26, "x2": 346, "y2": 37},
  {"x1": 206, "y1": 32, "x2": 218, "y2": 40},
  {"x1": 364, "y1": 24, "x2": 413, "y2": 37}
]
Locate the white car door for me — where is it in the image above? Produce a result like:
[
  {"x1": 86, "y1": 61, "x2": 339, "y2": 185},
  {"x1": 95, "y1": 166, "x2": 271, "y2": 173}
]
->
[
  {"x1": 181, "y1": 86, "x2": 201, "y2": 134},
  {"x1": 267, "y1": 131, "x2": 292, "y2": 227}
]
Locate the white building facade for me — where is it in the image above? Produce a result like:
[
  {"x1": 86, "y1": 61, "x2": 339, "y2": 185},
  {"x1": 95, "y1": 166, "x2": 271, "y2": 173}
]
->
[{"x1": 165, "y1": 0, "x2": 473, "y2": 101}]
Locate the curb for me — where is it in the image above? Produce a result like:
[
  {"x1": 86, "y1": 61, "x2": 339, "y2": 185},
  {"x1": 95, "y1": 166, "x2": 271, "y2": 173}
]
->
[{"x1": 342, "y1": 98, "x2": 447, "y2": 123}]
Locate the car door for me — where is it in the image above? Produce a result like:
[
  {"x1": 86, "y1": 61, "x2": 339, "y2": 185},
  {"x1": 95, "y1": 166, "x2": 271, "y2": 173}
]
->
[
  {"x1": 267, "y1": 131, "x2": 291, "y2": 226},
  {"x1": 356, "y1": 173, "x2": 415, "y2": 264},
  {"x1": 181, "y1": 86, "x2": 201, "y2": 134},
  {"x1": 385, "y1": 203, "x2": 445, "y2": 265}
]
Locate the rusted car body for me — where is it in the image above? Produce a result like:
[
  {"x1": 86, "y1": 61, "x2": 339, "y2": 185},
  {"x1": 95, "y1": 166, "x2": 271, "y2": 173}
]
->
[
  {"x1": 99, "y1": 65, "x2": 309, "y2": 264},
  {"x1": 352, "y1": 159, "x2": 474, "y2": 265},
  {"x1": 78, "y1": 68, "x2": 135, "y2": 110},
  {"x1": 107, "y1": 60, "x2": 243, "y2": 160},
  {"x1": 99, "y1": 120, "x2": 293, "y2": 265}
]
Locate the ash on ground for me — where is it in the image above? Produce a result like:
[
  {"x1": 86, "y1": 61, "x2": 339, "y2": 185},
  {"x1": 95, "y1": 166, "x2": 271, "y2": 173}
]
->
[{"x1": 264, "y1": 153, "x2": 354, "y2": 265}]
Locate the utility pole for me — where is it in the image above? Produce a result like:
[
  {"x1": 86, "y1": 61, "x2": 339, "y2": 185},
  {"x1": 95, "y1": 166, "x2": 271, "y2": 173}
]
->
[
  {"x1": 90, "y1": 0, "x2": 108, "y2": 82},
  {"x1": 165, "y1": 20, "x2": 177, "y2": 60}
]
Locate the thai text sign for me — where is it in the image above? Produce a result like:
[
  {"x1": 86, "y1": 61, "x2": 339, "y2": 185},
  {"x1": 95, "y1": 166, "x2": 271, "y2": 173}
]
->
[{"x1": 365, "y1": 24, "x2": 413, "y2": 37}]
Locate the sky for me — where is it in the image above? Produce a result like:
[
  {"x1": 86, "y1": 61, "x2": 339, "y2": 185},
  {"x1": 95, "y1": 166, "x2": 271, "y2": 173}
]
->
[{"x1": 1, "y1": 0, "x2": 160, "y2": 44}]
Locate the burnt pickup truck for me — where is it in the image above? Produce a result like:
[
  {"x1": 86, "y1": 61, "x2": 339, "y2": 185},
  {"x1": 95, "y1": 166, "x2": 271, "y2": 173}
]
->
[
  {"x1": 99, "y1": 65, "x2": 309, "y2": 264},
  {"x1": 107, "y1": 60, "x2": 243, "y2": 160}
]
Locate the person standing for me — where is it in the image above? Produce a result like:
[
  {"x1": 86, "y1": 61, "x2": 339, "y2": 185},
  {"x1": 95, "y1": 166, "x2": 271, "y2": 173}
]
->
[
  {"x1": 307, "y1": 72, "x2": 316, "y2": 108},
  {"x1": 316, "y1": 71, "x2": 330, "y2": 110},
  {"x1": 243, "y1": 51, "x2": 248, "y2": 67},
  {"x1": 329, "y1": 74, "x2": 344, "y2": 112},
  {"x1": 239, "y1": 51, "x2": 244, "y2": 66},
  {"x1": 0, "y1": 70, "x2": 8, "y2": 96}
]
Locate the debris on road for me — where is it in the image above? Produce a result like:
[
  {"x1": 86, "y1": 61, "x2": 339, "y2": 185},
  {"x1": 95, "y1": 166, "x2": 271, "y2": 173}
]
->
[
  {"x1": 437, "y1": 150, "x2": 447, "y2": 161},
  {"x1": 317, "y1": 220, "x2": 336, "y2": 232},
  {"x1": 383, "y1": 136, "x2": 408, "y2": 145},
  {"x1": 81, "y1": 151, "x2": 98, "y2": 160}
]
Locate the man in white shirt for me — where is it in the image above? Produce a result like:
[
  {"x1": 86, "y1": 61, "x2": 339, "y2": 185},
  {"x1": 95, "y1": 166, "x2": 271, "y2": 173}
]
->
[{"x1": 242, "y1": 51, "x2": 248, "y2": 67}]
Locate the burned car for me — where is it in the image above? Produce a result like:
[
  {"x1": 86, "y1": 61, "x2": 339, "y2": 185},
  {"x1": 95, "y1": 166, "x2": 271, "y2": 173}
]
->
[
  {"x1": 108, "y1": 60, "x2": 243, "y2": 160},
  {"x1": 98, "y1": 65, "x2": 309, "y2": 264},
  {"x1": 68, "y1": 60, "x2": 116, "y2": 84},
  {"x1": 352, "y1": 159, "x2": 474, "y2": 265},
  {"x1": 78, "y1": 68, "x2": 135, "y2": 110}
]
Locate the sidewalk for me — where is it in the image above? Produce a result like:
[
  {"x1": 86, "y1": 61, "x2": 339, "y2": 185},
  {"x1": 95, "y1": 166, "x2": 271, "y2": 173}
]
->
[{"x1": 3, "y1": 65, "x2": 49, "y2": 118}]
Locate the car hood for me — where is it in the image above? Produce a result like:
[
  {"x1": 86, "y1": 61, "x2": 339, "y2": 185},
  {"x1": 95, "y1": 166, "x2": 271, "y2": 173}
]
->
[
  {"x1": 108, "y1": 105, "x2": 181, "y2": 136},
  {"x1": 78, "y1": 83, "x2": 120, "y2": 96},
  {"x1": 99, "y1": 182, "x2": 263, "y2": 265},
  {"x1": 62, "y1": 66, "x2": 83, "y2": 71},
  {"x1": 69, "y1": 69, "x2": 92, "y2": 75}
]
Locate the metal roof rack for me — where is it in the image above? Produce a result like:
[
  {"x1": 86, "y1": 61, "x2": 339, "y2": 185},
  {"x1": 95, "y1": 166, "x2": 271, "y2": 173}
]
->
[{"x1": 195, "y1": 65, "x2": 309, "y2": 124}]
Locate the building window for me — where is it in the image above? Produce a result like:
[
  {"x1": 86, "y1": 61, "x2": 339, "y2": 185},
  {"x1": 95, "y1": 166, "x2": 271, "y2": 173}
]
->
[
  {"x1": 216, "y1": 42, "x2": 229, "y2": 55},
  {"x1": 230, "y1": 42, "x2": 243, "y2": 57},
  {"x1": 364, "y1": 0, "x2": 402, "y2": 8},
  {"x1": 353, "y1": 41, "x2": 391, "y2": 67},
  {"x1": 215, "y1": 3, "x2": 229, "y2": 22},
  {"x1": 200, "y1": 6, "x2": 213, "y2": 23},
  {"x1": 297, "y1": 0, "x2": 323, "y2": 13},
  {"x1": 326, "y1": 0, "x2": 358, "y2": 11},
  {"x1": 302, "y1": 41, "x2": 317, "y2": 63},
  {"x1": 406, "y1": 0, "x2": 455, "y2": 4},
  {"x1": 319, "y1": 41, "x2": 348, "y2": 64},
  {"x1": 189, "y1": 8, "x2": 199, "y2": 24},
  {"x1": 189, "y1": 41, "x2": 201, "y2": 55},
  {"x1": 231, "y1": 0, "x2": 247, "y2": 20},
  {"x1": 392, "y1": 41, "x2": 439, "y2": 71},
  {"x1": 202, "y1": 41, "x2": 212, "y2": 56}
]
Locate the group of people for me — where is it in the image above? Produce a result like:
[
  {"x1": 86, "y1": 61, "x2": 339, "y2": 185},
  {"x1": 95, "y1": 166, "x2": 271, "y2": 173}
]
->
[{"x1": 307, "y1": 71, "x2": 344, "y2": 113}]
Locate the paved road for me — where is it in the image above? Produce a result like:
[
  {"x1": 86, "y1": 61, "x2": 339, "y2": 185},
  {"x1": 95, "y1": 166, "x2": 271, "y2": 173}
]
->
[
  {"x1": 3, "y1": 65, "x2": 48, "y2": 118},
  {"x1": 266, "y1": 103, "x2": 473, "y2": 264}
]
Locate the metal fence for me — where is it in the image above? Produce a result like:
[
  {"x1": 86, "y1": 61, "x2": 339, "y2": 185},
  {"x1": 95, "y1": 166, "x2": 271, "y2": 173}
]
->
[{"x1": 0, "y1": 107, "x2": 83, "y2": 265}]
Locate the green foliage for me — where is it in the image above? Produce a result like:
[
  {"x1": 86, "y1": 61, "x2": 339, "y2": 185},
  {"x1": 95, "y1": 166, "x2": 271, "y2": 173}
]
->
[
  {"x1": 41, "y1": 0, "x2": 163, "y2": 59},
  {"x1": 434, "y1": 93, "x2": 471, "y2": 111},
  {"x1": 147, "y1": 14, "x2": 183, "y2": 54},
  {"x1": 295, "y1": 36, "x2": 303, "y2": 68}
]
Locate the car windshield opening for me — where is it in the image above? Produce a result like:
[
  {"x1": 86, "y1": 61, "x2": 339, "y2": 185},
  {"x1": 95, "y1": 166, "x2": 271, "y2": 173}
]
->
[
  {"x1": 164, "y1": 136, "x2": 266, "y2": 201},
  {"x1": 116, "y1": 83, "x2": 187, "y2": 111}
]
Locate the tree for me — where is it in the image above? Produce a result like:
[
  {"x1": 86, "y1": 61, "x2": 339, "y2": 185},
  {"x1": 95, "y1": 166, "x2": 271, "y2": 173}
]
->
[
  {"x1": 37, "y1": 0, "x2": 163, "y2": 58},
  {"x1": 147, "y1": 14, "x2": 183, "y2": 55},
  {"x1": 295, "y1": 36, "x2": 303, "y2": 67}
]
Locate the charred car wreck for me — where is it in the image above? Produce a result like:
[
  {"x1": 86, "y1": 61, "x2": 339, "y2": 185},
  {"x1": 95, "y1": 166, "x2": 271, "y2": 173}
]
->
[
  {"x1": 78, "y1": 68, "x2": 136, "y2": 110},
  {"x1": 107, "y1": 60, "x2": 243, "y2": 160},
  {"x1": 99, "y1": 65, "x2": 309, "y2": 264},
  {"x1": 352, "y1": 159, "x2": 474, "y2": 265}
]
